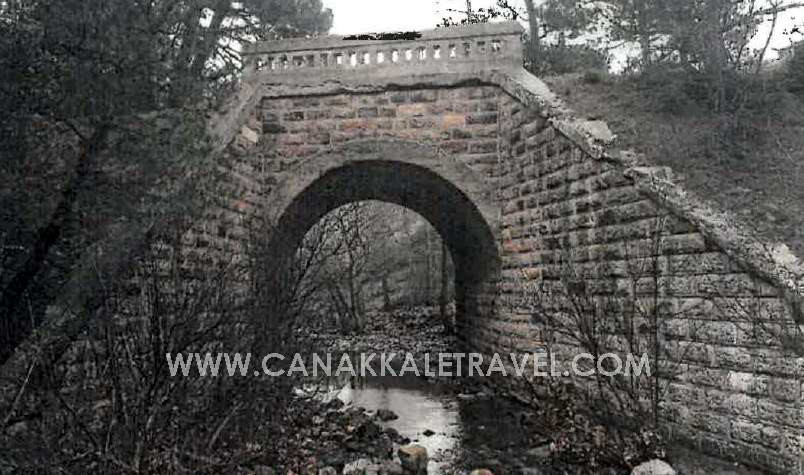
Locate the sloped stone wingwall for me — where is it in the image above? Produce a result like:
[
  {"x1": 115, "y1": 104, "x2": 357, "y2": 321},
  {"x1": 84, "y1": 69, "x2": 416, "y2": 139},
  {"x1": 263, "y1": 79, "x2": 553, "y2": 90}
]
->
[
  {"x1": 493, "y1": 78, "x2": 803, "y2": 473},
  {"x1": 243, "y1": 86, "x2": 506, "y2": 344},
  {"x1": 3, "y1": 21, "x2": 799, "y2": 474},
  {"x1": 204, "y1": 21, "x2": 802, "y2": 473},
  {"x1": 210, "y1": 79, "x2": 803, "y2": 473}
]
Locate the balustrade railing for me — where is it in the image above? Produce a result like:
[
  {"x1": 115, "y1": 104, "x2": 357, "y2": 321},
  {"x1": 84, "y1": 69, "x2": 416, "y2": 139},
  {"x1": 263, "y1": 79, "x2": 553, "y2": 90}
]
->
[{"x1": 243, "y1": 21, "x2": 524, "y2": 75}]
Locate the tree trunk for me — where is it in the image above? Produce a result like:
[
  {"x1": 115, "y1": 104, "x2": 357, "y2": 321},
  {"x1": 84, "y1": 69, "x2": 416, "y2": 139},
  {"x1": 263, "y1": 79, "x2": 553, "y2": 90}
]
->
[
  {"x1": 381, "y1": 274, "x2": 391, "y2": 310},
  {"x1": 701, "y1": 1, "x2": 730, "y2": 111},
  {"x1": 523, "y1": 0, "x2": 541, "y2": 61},
  {"x1": 636, "y1": 0, "x2": 652, "y2": 68},
  {"x1": 187, "y1": 0, "x2": 231, "y2": 79},
  {"x1": 754, "y1": 1, "x2": 780, "y2": 75},
  {"x1": 439, "y1": 242, "x2": 450, "y2": 333},
  {"x1": 406, "y1": 248, "x2": 412, "y2": 307},
  {"x1": 424, "y1": 226, "x2": 432, "y2": 305},
  {"x1": 0, "y1": 126, "x2": 108, "y2": 365}
]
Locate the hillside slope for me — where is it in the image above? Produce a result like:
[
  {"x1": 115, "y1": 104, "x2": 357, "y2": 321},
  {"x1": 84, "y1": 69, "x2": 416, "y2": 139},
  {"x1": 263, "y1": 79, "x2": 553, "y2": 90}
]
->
[{"x1": 543, "y1": 73, "x2": 804, "y2": 259}]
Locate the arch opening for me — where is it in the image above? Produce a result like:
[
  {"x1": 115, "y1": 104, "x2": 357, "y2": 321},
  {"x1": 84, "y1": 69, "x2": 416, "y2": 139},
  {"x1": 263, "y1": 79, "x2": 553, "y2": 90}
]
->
[
  {"x1": 296, "y1": 201, "x2": 457, "y2": 332},
  {"x1": 265, "y1": 157, "x2": 501, "y2": 334},
  {"x1": 273, "y1": 160, "x2": 498, "y2": 283}
]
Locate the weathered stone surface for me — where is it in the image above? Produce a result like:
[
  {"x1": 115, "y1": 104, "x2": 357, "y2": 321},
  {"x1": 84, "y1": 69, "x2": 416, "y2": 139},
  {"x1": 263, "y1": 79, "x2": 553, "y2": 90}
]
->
[
  {"x1": 631, "y1": 460, "x2": 676, "y2": 475},
  {"x1": 194, "y1": 20, "x2": 804, "y2": 475},
  {"x1": 378, "y1": 461, "x2": 405, "y2": 475},
  {"x1": 343, "y1": 459, "x2": 373, "y2": 475},
  {"x1": 375, "y1": 408, "x2": 398, "y2": 421},
  {"x1": 0, "y1": 22, "x2": 798, "y2": 475},
  {"x1": 397, "y1": 444, "x2": 428, "y2": 475},
  {"x1": 526, "y1": 444, "x2": 551, "y2": 459}
]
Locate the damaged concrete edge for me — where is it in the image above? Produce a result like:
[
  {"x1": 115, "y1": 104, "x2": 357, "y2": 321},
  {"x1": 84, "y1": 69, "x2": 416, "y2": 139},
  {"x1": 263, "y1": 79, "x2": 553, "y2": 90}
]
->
[
  {"x1": 246, "y1": 21, "x2": 525, "y2": 56},
  {"x1": 208, "y1": 63, "x2": 804, "y2": 316},
  {"x1": 207, "y1": 67, "x2": 519, "y2": 154},
  {"x1": 208, "y1": 65, "x2": 600, "y2": 156},
  {"x1": 625, "y1": 166, "x2": 804, "y2": 316},
  {"x1": 207, "y1": 69, "x2": 264, "y2": 153},
  {"x1": 208, "y1": 69, "x2": 482, "y2": 153},
  {"x1": 501, "y1": 68, "x2": 804, "y2": 315},
  {"x1": 491, "y1": 68, "x2": 620, "y2": 161}
]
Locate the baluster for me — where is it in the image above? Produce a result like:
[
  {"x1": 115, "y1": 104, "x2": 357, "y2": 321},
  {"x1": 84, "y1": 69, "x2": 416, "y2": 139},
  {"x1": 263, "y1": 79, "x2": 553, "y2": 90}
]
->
[{"x1": 249, "y1": 24, "x2": 522, "y2": 74}]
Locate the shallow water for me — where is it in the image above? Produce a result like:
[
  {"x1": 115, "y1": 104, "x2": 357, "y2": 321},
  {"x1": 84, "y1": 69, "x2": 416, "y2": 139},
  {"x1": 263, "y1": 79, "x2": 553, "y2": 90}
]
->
[{"x1": 332, "y1": 371, "x2": 532, "y2": 474}]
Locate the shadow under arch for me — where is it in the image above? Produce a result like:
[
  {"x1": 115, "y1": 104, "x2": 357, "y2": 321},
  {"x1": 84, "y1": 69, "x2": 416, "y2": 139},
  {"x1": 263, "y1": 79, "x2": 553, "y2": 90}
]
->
[{"x1": 264, "y1": 140, "x2": 501, "y2": 328}]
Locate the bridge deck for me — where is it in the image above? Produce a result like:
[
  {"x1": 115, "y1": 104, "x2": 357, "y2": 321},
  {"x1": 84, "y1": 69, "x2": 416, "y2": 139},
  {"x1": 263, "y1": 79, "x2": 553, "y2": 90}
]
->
[{"x1": 243, "y1": 21, "x2": 524, "y2": 77}]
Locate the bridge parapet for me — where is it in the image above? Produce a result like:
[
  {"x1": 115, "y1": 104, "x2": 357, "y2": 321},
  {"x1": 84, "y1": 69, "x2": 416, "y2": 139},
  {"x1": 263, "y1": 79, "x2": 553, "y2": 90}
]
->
[{"x1": 244, "y1": 21, "x2": 524, "y2": 77}]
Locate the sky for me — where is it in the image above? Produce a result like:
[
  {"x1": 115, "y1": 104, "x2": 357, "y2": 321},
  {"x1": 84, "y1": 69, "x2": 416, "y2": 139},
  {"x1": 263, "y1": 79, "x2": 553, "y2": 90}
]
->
[
  {"x1": 322, "y1": 0, "x2": 474, "y2": 34},
  {"x1": 321, "y1": 0, "x2": 803, "y2": 64}
]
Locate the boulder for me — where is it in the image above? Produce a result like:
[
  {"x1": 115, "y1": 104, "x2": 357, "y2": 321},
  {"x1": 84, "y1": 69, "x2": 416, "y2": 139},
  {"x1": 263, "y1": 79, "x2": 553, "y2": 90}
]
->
[
  {"x1": 5, "y1": 420, "x2": 28, "y2": 437},
  {"x1": 469, "y1": 470, "x2": 494, "y2": 475},
  {"x1": 526, "y1": 443, "x2": 551, "y2": 459},
  {"x1": 319, "y1": 467, "x2": 338, "y2": 475},
  {"x1": 378, "y1": 461, "x2": 405, "y2": 475},
  {"x1": 631, "y1": 460, "x2": 676, "y2": 475},
  {"x1": 343, "y1": 459, "x2": 373, "y2": 475},
  {"x1": 384, "y1": 427, "x2": 404, "y2": 443},
  {"x1": 397, "y1": 444, "x2": 428, "y2": 474},
  {"x1": 375, "y1": 409, "x2": 399, "y2": 421}
]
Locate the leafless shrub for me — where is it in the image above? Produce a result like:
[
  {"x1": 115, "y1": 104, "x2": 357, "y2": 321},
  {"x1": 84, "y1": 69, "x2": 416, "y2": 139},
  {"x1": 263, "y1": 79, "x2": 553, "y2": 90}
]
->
[
  {"x1": 519, "y1": 217, "x2": 695, "y2": 469},
  {"x1": 0, "y1": 213, "x2": 317, "y2": 473}
]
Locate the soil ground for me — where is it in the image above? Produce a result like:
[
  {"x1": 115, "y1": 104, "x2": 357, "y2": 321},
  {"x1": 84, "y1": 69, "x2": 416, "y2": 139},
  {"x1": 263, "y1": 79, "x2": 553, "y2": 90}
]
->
[
  {"x1": 296, "y1": 307, "x2": 772, "y2": 475},
  {"x1": 543, "y1": 73, "x2": 804, "y2": 260}
]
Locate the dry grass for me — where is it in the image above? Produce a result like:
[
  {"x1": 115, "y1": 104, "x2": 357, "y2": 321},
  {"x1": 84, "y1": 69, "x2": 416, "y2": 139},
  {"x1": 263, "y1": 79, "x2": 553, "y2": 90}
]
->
[{"x1": 544, "y1": 73, "x2": 804, "y2": 258}]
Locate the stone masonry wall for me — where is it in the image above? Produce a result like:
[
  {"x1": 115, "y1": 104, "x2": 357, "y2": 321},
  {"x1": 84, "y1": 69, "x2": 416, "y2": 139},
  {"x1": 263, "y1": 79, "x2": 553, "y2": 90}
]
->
[
  {"x1": 249, "y1": 86, "x2": 505, "y2": 338},
  {"x1": 494, "y1": 92, "x2": 803, "y2": 473},
  {"x1": 207, "y1": 80, "x2": 803, "y2": 472},
  {"x1": 2, "y1": 21, "x2": 798, "y2": 474},
  {"x1": 203, "y1": 85, "x2": 505, "y2": 244},
  {"x1": 254, "y1": 86, "x2": 503, "y2": 190},
  {"x1": 204, "y1": 76, "x2": 803, "y2": 473},
  {"x1": 201, "y1": 20, "x2": 803, "y2": 470}
]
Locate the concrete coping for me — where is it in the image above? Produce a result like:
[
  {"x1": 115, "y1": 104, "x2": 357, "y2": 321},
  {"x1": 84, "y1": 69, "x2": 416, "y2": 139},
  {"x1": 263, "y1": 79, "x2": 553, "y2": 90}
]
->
[{"x1": 243, "y1": 21, "x2": 525, "y2": 75}]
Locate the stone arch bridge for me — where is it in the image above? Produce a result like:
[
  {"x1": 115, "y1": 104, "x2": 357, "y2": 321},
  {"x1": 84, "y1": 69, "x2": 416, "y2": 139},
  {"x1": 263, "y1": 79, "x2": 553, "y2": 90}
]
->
[{"x1": 201, "y1": 22, "x2": 803, "y2": 473}]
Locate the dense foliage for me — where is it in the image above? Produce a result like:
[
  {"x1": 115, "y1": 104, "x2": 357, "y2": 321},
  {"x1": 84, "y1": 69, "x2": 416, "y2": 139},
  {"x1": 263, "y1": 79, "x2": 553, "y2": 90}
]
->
[{"x1": 0, "y1": 0, "x2": 333, "y2": 364}]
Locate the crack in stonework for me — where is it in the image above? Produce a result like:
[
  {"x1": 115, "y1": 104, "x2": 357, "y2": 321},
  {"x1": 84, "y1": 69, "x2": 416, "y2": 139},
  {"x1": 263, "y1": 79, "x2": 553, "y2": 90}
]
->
[{"x1": 259, "y1": 77, "x2": 495, "y2": 100}]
